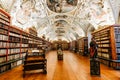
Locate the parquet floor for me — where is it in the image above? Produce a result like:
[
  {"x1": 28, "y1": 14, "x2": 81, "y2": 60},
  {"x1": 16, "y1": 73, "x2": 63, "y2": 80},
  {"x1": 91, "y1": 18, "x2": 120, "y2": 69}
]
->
[{"x1": 0, "y1": 51, "x2": 120, "y2": 80}]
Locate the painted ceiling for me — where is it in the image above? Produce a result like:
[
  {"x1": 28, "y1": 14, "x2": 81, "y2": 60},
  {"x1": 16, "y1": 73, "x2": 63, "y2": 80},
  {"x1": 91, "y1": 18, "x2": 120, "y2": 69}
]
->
[{"x1": 0, "y1": 0, "x2": 120, "y2": 42}]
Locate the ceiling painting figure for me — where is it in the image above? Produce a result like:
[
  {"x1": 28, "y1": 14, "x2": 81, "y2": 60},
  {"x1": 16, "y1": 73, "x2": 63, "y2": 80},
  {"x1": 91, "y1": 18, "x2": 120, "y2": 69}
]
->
[{"x1": 47, "y1": 0, "x2": 78, "y2": 13}]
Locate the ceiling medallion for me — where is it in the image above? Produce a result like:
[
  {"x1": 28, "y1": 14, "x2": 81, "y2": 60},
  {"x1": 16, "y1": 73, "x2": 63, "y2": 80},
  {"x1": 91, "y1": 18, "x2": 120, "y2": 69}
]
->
[
  {"x1": 47, "y1": 0, "x2": 78, "y2": 13},
  {"x1": 55, "y1": 15, "x2": 67, "y2": 19}
]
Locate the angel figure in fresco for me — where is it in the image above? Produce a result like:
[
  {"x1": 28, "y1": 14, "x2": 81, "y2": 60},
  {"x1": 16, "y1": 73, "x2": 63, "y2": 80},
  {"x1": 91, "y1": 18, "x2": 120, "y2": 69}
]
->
[{"x1": 16, "y1": 0, "x2": 36, "y2": 24}]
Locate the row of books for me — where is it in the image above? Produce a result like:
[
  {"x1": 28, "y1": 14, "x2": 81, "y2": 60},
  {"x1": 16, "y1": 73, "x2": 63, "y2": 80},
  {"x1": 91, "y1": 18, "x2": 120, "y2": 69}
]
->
[
  {"x1": 114, "y1": 28, "x2": 120, "y2": 33},
  {"x1": 0, "y1": 43, "x2": 28, "y2": 48},
  {"x1": 9, "y1": 43, "x2": 28, "y2": 47},
  {"x1": 0, "y1": 14, "x2": 9, "y2": 22},
  {"x1": 16, "y1": 60, "x2": 22, "y2": 66},
  {"x1": 21, "y1": 48, "x2": 28, "y2": 52},
  {"x1": 94, "y1": 32, "x2": 109, "y2": 37},
  {"x1": 0, "y1": 49, "x2": 6, "y2": 55},
  {"x1": 96, "y1": 38, "x2": 100, "y2": 41},
  {"x1": 21, "y1": 36, "x2": 29, "y2": 39},
  {"x1": 101, "y1": 53, "x2": 109, "y2": 59},
  {"x1": 29, "y1": 40, "x2": 37, "y2": 44},
  {"x1": 98, "y1": 53, "x2": 101, "y2": 56},
  {"x1": 7, "y1": 54, "x2": 20, "y2": 61},
  {"x1": 0, "y1": 12, "x2": 9, "y2": 19},
  {"x1": 9, "y1": 27, "x2": 21, "y2": 34},
  {"x1": 0, "y1": 28, "x2": 7, "y2": 34},
  {"x1": 28, "y1": 48, "x2": 37, "y2": 51},
  {"x1": 22, "y1": 38, "x2": 28, "y2": 43},
  {"x1": 100, "y1": 31, "x2": 109, "y2": 35},
  {"x1": 100, "y1": 37, "x2": 109, "y2": 40},
  {"x1": 0, "y1": 60, "x2": 22, "y2": 73},
  {"x1": 98, "y1": 52, "x2": 109, "y2": 58},
  {"x1": 28, "y1": 40, "x2": 42, "y2": 44},
  {"x1": 0, "y1": 24, "x2": 8, "y2": 30},
  {"x1": 0, "y1": 64, "x2": 11, "y2": 73},
  {"x1": 0, "y1": 35, "x2": 8, "y2": 41},
  {"x1": 101, "y1": 40, "x2": 110, "y2": 43},
  {"x1": 21, "y1": 53, "x2": 26, "y2": 58},
  {"x1": 11, "y1": 62, "x2": 18, "y2": 68},
  {"x1": 0, "y1": 53, "x2": 25, "y2": 64},
  {"x1": 115, "y1": 39, "x2": 120, "y2": 42},
  {"x1": 29, "y1": 30, "x2": 37, "y2": 36},
  {"x1": 29, "y1": 44, "x2": 37, "y2": 48},
  {"x1": 21, "y1": 44, "x2": 28, "y2": 47},
  {"x1": 0, "y1": 18, "x2": 9, "y2": 25},
  {"x1": 98, "y1": 44, "x2": 110, "y2": 47},
  {"x1": 116, "y1": 43, "x2": 120, "y2": 47},
  {"x1": 115, "y1": 35, "x2": 120, "y2": 41},
  {"x1": 0, "y1": 42, "x2": 7, "y2": 48},
  {"x1": 97, "y1": 48, "x2": 101, "y2": 52},
  {"x1": 29, "y1": 37, "x2": 42, "y2": 42},
  {"x1": 9, "y1": 43, "x2": 20, "y2": 47},
  {"x1": 100, "y1": 34, "x2": 109, "y2": 38},
  {"x1": 8, "y1": 49, "x2": 20, "y2": 54},
  {"x1": 102, "y1": 44, "x2": 110, "y2": 47},
  {"x1": 9, "y1": 32, "x2": 20, "y2": 37},
  {"x1": 0, "y1": 57, "x2": 6, "y2": 63},
  {"x1": 101, "y1": 49, "x2": 109, "y2": 52},
  {"x1": 9, "y1": 36, "x2": 20, "y2": 42},
  {"x1": 116, "y1": 48, "x2": 120, "y2": 53},
  {"x1": 117, "y1": 55, "x2": 120, "y2": 60}
]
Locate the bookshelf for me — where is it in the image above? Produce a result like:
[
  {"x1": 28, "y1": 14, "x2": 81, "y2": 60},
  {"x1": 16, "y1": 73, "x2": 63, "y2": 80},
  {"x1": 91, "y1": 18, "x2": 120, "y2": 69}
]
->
[
  {"x1": 27, "y1": 27, "x2": 52, "y2": 55},
  {"x1": 114, "y1": 26, "x2": 120, "y2": 60},
  {"x1": 69, "y1": 40, "x2": 77, "y2": 53},
  {"x1": 78, "y1": 37, "x2": 88, "y2": 56},
  {"x1": 0, "y1": 9, "x2": 51, "y2": 73},
  {"x1": 0, "y1": 25, "x2": 30, "y2": 73},
  {"x1": 27, "y1": 27, "x2": 45, "y2": 51},
  {"x1": 92, "y1": 25, "x2": 120, "y2": 68},
  {"x1": 0, "y1": 8, "x2": 30, "y2": 73},
  {"x1": 0, "y1": 8, "x2": 11, "y2": 73}
]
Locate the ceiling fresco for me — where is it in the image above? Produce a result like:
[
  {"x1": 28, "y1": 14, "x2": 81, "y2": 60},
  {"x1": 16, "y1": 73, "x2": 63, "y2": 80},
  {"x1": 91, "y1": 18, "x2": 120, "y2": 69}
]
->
[
  {"x1": 47, "y1": 0, "x2": 77, "y2": 13},
  {"x1": 0, "y1": 0, "x2": 120, "y2": 42}
]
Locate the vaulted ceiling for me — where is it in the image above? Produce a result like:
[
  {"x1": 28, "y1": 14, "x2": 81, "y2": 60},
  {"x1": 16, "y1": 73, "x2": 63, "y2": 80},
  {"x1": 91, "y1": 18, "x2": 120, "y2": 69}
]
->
[{"x1": 0, "y1": 0, "x2": 120, "y2": 42}]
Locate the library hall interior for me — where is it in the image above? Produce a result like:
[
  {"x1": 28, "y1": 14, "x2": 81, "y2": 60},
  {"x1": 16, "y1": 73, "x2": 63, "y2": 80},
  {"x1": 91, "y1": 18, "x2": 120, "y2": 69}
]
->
[{"x1": 0, "y1": 0, "x2": 120, "y2": 80}]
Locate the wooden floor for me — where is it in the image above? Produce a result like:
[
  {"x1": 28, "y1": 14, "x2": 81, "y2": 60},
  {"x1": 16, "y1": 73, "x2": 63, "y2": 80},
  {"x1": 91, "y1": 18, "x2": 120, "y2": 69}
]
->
[{"x1": 0, "y1": 51, "x2": 120, "y2": 80}]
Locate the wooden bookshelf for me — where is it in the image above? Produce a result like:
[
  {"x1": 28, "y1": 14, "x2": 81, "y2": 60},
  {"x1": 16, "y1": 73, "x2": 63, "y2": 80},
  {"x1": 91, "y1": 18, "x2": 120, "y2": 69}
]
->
[
  {"x1": 0, "y1": 9, "x2": 29, "y2": 73},
  {"x1": 0, "y1": 8, "x2": 11, "y2": 73},
  {"x1": 69, "y1": 40, "x2": 77, "y2": 53},
  {"x1": 0, "y1": 9, "x2": 51, "y2": 73},
  {"x1": 77, "y1": 37, "x2": 88, "y2": 56},
  {"x1": 92, "y1": 25, "x2": 120, "y2": 68}
]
